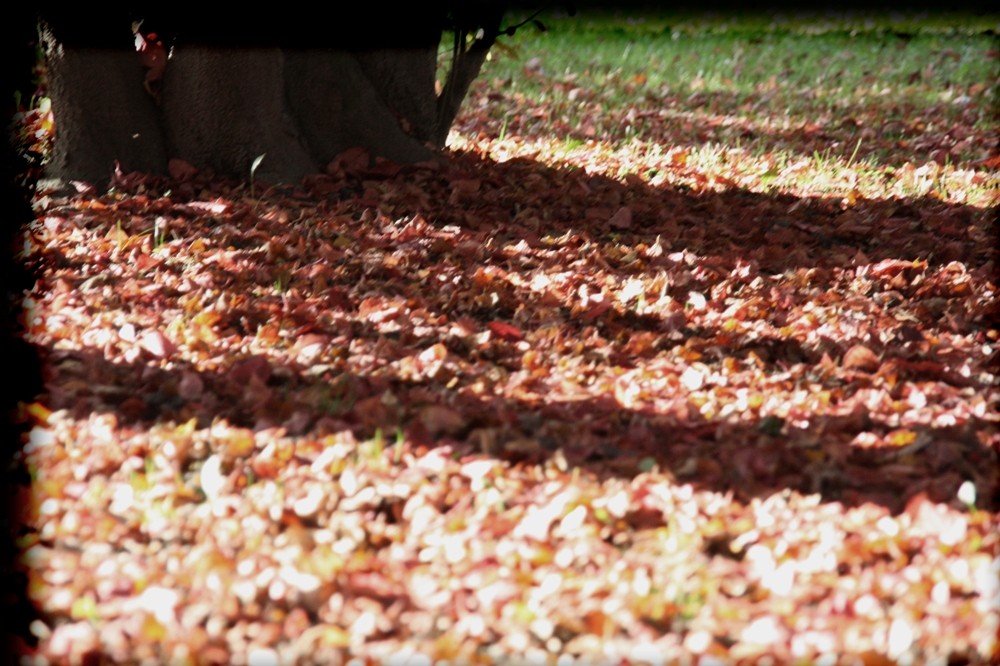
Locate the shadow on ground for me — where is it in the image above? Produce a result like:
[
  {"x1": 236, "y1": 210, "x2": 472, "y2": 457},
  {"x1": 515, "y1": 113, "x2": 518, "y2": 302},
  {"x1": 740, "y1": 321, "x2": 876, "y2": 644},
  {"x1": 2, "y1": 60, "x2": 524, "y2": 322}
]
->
[{"x1": 21, "y1": 148, "x2": 998, "y2": 518}]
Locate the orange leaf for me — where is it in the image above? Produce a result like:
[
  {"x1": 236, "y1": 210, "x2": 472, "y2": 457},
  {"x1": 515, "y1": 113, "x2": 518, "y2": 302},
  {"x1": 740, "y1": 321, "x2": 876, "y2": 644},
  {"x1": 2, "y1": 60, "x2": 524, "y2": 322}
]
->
[
  {"x1": 668, "y1": 147, "x2": 689, "y2": 166},
  {"x1": 22, "y1": 402, "x2": 52, "y2": 424},
  {"x1": 978, "y1": 154, "x2": 1000, "y2": 169},
  {"x1": 221, "y1": 428, "x2": 256, "y2": 458},
  {"x1": 842, "y1": 344, "x2": 880, "y2": 373}
]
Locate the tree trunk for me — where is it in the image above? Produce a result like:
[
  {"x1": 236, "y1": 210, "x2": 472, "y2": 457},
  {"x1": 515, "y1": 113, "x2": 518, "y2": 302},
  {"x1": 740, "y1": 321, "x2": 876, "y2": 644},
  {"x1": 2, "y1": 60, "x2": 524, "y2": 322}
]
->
[
  {"x1": 352, "y1": 50, "x2": 440, "y2": 145},
  {"x1": 41, "y1": 29, "x2": 167, "y2": 183},
  {"x1": 161, "y1": 48, "x2": 317, "y2": 183},
  {"x1": 37, "y1": 8, "x2": 502, "y2": 186},
  {"x1": 284, "y1": 50, "x2": 436, "y2": 169}
]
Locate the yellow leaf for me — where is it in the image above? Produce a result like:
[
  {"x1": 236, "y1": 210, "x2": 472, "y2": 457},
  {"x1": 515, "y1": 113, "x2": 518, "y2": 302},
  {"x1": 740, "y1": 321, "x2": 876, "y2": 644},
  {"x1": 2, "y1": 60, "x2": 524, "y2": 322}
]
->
[
  {"x1": 70, "y1": 594, "x2": 99, "y2": 621},
  {"x1": 805, "y1": 449, "x2": 825, "y2": 463},
  {"x1": 176, "y1": 418, "x2": 198, "y2": 437},
  {"x1": 886, "y1": 429, "x2": 917, "y2": 447},
  {"x1": 23, "y1": 402, "x2": 52, "y2": 423},
  {"x1": 317, "y1": 625, "x2": 351, "y2": 648},
  {"x1": 223, "y1": 428, "x2": 256, "y2": 457},
  {"x1": 193, "y1": 310, "x2": 221, "y2": 328},
  {"x1": 141, "y1": 614, "x2": 167, "y2": 642}
]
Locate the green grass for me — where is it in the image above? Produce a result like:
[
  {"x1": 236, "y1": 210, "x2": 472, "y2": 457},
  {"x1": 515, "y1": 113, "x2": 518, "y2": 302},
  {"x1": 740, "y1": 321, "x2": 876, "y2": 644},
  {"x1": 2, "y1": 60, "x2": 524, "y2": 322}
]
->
[
  {"x1": 458, "y1": 9, "x2": 999, "y2": 172},
  {"x1": 444, "y1": 9, "x2": 999, "y2": 210}
]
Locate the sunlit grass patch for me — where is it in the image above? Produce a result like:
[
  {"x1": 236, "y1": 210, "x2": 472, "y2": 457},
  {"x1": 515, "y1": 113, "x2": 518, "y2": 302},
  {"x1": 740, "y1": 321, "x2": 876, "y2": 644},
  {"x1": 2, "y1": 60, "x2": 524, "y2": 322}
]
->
[{"x1": 459, "y1": 8, "x2": 999, "y2": 190}]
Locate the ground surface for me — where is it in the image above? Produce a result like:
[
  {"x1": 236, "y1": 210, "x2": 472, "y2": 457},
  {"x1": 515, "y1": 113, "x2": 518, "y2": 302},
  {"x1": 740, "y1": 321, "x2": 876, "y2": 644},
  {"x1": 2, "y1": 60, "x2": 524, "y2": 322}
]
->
[{"x1": 8, "y1": 9, "x2": 1000, "y2": 666}]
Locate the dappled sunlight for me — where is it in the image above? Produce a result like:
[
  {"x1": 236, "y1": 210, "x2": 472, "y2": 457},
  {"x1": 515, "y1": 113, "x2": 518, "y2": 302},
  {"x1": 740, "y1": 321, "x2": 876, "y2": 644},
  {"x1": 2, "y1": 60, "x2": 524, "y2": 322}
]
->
[
  {"x1": 16, "y1": 138, "x2": 998, "y2": 662},
  {"x1": 11, "y1": 8, "x2": 999, "y2": 666},
  {"x1": 452, "y1": 124, "x2": 997, "y2": 209}
]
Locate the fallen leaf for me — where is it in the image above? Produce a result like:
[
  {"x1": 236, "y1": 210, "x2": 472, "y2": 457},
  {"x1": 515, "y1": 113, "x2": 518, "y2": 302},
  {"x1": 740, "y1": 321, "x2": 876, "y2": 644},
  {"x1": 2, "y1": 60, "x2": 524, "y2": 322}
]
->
[
  {"x1": 419, "y1": 405, "x2": 466, "y2": 437},
  {"x1": 168, "y1": 158, "x2": 199, "y2": 181},
  {"x1": 139, "y1": 330, "x2": 177, "y2": 358},
  {"x1": 608, "y1": 206, "x2": 633, "y2": 229},
  {"x1": 842, "y1": 344, "x2": 880, "y2": 373},
  {"x1": 488, "y1": 321, "x2": 523, "y2": 341}
]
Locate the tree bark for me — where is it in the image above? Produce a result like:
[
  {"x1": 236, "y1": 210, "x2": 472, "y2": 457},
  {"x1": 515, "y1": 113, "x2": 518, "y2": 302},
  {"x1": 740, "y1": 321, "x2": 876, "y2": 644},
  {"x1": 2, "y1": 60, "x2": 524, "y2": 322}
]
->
[
  {"x1": 434, "y1": 3, "x2": 506, "y2": 147},
  {"x1": 353, "y1": 50, "x2": 440, "y2": 145},
  {"x1": 161, "y1": 48, "x2": 316, "y2": 183},
  {"x1": 41, "y1": 25, "x2": 167, "y2": 183},
  {"x1": 284, "y1": 50, "x2": 436, "y2": 169},
  {"x1": 37, "y1": 7, "x2": 501, "y2": 186}
]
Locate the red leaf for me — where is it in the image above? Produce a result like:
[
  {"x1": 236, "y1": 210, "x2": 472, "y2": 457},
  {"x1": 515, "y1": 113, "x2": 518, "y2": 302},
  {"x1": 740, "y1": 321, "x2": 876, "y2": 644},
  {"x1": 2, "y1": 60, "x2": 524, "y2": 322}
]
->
[
  {"x1": 230, "y1": 356, "x2": 272, "y2": 384},
  {"x1": 168, "y1": 158, "x2": 198, "y2": 181},
  {"x1": 608, "y1": 206, "x2": 633, "y2": 229},
  {"x1": 419, "y1": 405, "x2": 466, "y2": 437},
  {"x1": 135, "y1": 31, "x2": 167, "y2": 86},
  {"x1": 326, "y1": 146, "x2": 370, "y2": 174},
  {"x1": 978, "y1": 154, "x2": 1000, "y2": 169},
  {"x1": 488, "y1": 321, "x2": 523, "y2": 341},
  {"x1": 177, "y1": 371, "x2": 204, "y2": 400}
]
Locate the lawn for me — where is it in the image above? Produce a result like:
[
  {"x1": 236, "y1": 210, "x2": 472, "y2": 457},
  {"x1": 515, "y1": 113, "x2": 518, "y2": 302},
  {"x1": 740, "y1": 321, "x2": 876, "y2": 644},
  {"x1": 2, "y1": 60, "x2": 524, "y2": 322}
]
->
[{"x1": 9, "y1": 8, "x2": 1000, "y2": 666}]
